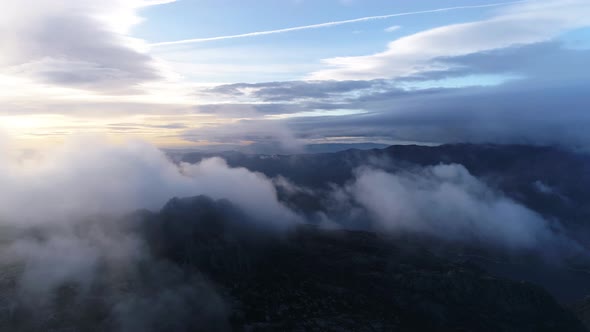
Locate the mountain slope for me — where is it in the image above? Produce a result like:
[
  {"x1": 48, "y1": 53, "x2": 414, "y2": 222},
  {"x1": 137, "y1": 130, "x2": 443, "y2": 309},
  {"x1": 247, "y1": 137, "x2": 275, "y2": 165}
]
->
[
  {"x1": 576, "y1": 297, "x2": 590, "y2": 331},
  {"x1": 148, "y1": 196, "x2": 587, "y2": 332},
  {"x1": 0, "y1": 195, "x2": 585, "y2": 331}
]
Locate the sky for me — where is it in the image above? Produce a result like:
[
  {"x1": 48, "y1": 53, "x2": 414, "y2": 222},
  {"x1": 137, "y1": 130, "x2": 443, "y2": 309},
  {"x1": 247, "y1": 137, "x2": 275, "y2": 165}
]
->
[{"x1": 1, "y1": 0, "x2": 589, "y2": 151}]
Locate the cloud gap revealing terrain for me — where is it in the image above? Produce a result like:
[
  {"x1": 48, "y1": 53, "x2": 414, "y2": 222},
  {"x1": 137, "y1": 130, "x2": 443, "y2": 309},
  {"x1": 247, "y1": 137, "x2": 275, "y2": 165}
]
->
[{"x1": 1, "y1": 0, "x2": 590, "y2": 331}]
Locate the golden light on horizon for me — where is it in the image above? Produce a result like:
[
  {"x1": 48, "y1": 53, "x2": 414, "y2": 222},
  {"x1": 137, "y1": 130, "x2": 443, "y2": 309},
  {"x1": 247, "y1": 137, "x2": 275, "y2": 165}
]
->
[{"x1": 0, "y1": 112, "x2": 237, "y2": 150}]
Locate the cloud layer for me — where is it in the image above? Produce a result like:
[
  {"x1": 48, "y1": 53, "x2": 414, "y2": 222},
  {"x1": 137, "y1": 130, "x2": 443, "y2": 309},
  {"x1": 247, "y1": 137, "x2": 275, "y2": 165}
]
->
[
  {"x1": 198, "y1": 39, "x2": 590, "y2": 150},
  {"x1": 0, "y1": 136, "x2": 294, "y2": 330},
  {"x1": 0, "y1": 136, "x2": 297, "y2": 227},
  {"x1": 349, "y1": 164, "x2": 569, "y2": 251}
]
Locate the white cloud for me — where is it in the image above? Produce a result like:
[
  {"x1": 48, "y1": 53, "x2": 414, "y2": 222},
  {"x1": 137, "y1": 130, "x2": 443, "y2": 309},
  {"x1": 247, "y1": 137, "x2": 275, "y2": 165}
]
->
[
  {"x1": 309, "y1": 0, "x2": 590, "y2": 80},
  {"x1": 349, "y1": 164, "x2": 577, "y2": 252},
  {"x1": 0, "y1": 0, "x2": 173, "y2": 92},
  {"x1": 384, "y1": 25, "x2": 401, "y2": 32},
  {"x1": 0, "y1": 136, "x2": 298, "y2": 228}
]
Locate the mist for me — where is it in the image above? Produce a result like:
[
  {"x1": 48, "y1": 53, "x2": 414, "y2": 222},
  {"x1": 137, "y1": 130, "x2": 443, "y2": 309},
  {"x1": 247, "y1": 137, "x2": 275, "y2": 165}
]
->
[
  {"x1": 347, "y1": 164, "x2": 577, "y2": 253},
  {"x1": 0, "y1": 136, "x2": 296, "y2": 331},
  {"x1": 0, "y1": 137, "x2": 586, "y2": 330},
  {"x1": 0, "y1": 136, "x2": 297, "y2": 227}
]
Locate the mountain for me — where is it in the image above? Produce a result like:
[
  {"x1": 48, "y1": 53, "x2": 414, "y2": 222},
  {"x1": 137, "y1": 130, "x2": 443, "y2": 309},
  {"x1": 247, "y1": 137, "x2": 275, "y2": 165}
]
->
[
  {"x1": 1, "y1": 195, "x2": 586, "y2": 331},
  {"x1": 177, "y1": 143, "x2": 590, "y2": 246},
  {"x1": 176, "y1": 144, "x2": 590, "y2": 304},
  {"x1": 164, "y1": 142, "x2": 389, "y2": 155},
  {"x1": 576, "y1": 297, "x2": 590, "y2": 330},
  {"x1": 149, "y1": 196, "x2": 586, "y2": 332}
]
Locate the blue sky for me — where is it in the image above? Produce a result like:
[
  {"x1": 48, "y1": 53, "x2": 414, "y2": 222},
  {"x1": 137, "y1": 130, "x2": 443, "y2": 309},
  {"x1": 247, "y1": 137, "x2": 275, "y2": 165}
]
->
[
  {"x1": 137, "y1": 0, "x2": 501, "y2": 40},
  {"x1": 0, "y1": 0, "x2": 589, "y2": 150},
  {"x1": 138, "y1": 0, "x2": 523, "y2": 83}
]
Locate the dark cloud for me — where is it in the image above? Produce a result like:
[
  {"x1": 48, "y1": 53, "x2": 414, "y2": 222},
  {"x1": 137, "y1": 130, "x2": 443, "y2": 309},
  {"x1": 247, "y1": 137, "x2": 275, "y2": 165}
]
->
[
  {"x1": 195, "y1": 103, "x2": 306, "y2": 115},
  {"x1": 404, "y1": 42, "x2": 590, "y2": 83},
  {"x1": 208, "y1": 80, "x2": 385, "y2": 102},
  {"x1": 198, "y1": 42, "x2": 590, "y2": 149},
  {"x1": 284, "y1": 79, "x2": 590, "y2": 148},
  {"x1": 108, "y1": 123, "x2": 190, "y2": 132}
]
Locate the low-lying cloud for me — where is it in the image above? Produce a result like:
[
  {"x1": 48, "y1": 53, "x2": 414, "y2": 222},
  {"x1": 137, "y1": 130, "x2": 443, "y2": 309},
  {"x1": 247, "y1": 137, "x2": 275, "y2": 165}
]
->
[
  {"x1": 0, "y1": 137, "x2": 585, "y2": 330},
  {"x1": 348, "y1": 164, "x2": 572, "y2": 252},
  {"x1": 0, "y1": 136, "x2": 297, "y2": 227},
  {"x1": 0, "y1": 136, "x2": 295, "y2": 330}
]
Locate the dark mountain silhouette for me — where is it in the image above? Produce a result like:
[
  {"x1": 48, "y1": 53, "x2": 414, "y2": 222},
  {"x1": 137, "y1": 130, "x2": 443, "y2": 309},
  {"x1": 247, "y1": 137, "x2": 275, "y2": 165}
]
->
[{"x1": 576, "y1": 297, "x2": 590, "y2": 330}]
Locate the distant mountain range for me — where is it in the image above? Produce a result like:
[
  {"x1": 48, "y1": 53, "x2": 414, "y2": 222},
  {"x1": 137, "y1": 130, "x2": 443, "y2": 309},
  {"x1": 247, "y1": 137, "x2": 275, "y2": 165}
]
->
[
  {"x1": 165, "y1": 142, "x2": 391, "y2": 155},
  {"x1": 176, "y1": 143, "x2": 590, "y2": 240},
  {"x1": 175, "y1": 144, "x2": 590, "y2": 305}
]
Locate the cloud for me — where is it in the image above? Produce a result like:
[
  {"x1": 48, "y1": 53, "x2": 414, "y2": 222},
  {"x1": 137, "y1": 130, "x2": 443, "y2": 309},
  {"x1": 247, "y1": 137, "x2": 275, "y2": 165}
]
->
[
  {"x1": 194, "y1": 103, "x2": 306, "y2": 116},
  {"x1": 209, "y1": 80, "x2": 382, "y2": 102},
  {"x1": 264, "y1": 156, "x2": 585, "y2": 254},
  {"x1": 194, "y1": 39, "x2": 590, "y2": 149},
  {"x1": 5, "y1": 223, "x2": 144, "y2": 297},
  {"x1": 0, "y1": 136, "x2": 298, "y2": 227},
  {"x1": 350, "y1": 165, "x2": 554, "y2": 249},
  {"x1": 181, "y1": 119, "x2": 304, "y2": 153},
  {"x1": 0, "y1": 135, "x2": 296, "y2": 330},
  {"x1": 150, "y1": 1, "x2": 525, "y2": 47},
  {"x1": 310, "y1": 0, "x2": 590, "y2": 80},
  {"x1": 180, "y1": 42, "x2": 590, "y2": 151},
  {"x1": 0, "y1": 211, "x2": 231, "y2": 331},
  {"x1": 0, "y1": 135, "x2": 584, "y2": 330},
  {"x1": 284, "y1": 78, "x2": 590, "y2": 148},
  {"x1": 384, "y1": 25, "x2": 401, "y2": 33},
  {"x1": 402, "y1": 41, "x2": 590, "y2": 82},
  {"x1": 274, "y1": 162, "x2": 579, "y2": 256},
  {"x1": 0, "y1": 0, "x2": 168, "y2": 92},
  {"x1": 199, "y1": 43, "x2": 585, "y2": 148}
]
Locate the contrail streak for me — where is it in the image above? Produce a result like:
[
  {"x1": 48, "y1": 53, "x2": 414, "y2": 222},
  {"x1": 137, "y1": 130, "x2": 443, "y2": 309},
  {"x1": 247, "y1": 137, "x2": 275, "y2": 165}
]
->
[{"x1": 149, "y1": 0, "x2": 528, "y2": 47}]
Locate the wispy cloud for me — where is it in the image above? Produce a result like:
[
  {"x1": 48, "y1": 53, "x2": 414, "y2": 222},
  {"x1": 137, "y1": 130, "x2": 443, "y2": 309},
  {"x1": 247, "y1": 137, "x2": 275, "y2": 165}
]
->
[
  {"x1": 384, "y1": 25, "x2": 401, "y2": 32},
  {"x1": 149, "y1": 1, "x2": 528, "y2": 47}
]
